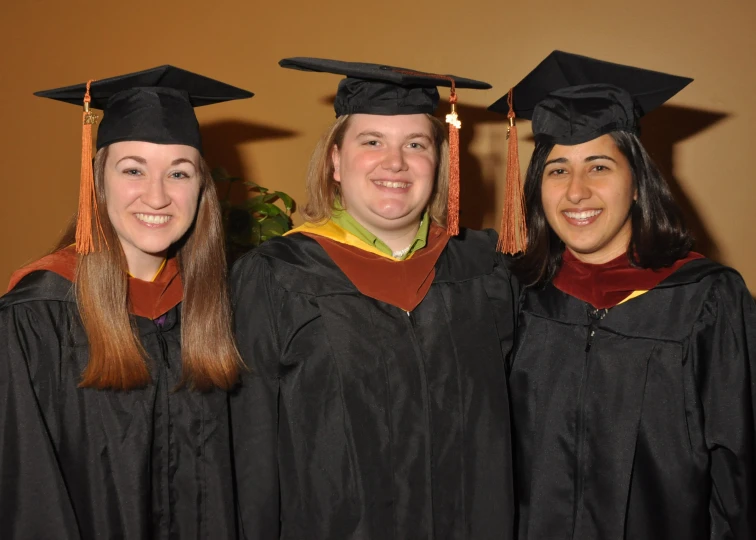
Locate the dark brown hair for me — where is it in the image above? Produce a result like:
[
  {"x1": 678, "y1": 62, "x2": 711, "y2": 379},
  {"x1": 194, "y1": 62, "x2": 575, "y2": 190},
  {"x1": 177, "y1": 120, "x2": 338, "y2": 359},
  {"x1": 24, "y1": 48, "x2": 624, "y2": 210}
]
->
[
  {"x1": 302, "y1": 113, "x2": 450, "y2": 227},
  {"x1": 513, "y1": 131, "x2": 694, "y2": 286},
  {"x1": 62, "y1": 146, "x2": 241, "y2": 391}
]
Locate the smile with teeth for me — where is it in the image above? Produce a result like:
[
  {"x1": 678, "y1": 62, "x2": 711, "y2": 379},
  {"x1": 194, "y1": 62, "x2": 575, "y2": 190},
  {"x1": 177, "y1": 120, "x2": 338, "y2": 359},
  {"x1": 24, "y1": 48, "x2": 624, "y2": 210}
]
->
[
  {"x1": 135, "y1": 213, "x2": 172, "y2": 225},
  {"x1": 563, "y1": 209, "x2": 602, "y2": 220},
  {"x1": 373, "y1": 180, "x2": 410, "y2": 189}
]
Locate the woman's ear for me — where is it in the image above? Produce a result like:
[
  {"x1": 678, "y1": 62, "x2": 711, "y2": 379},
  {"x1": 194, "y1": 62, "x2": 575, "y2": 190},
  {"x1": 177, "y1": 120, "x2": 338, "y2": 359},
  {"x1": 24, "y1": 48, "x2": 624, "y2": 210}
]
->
[{"x1": 331, "y1": 144, "x2": 341, "y2": 183}]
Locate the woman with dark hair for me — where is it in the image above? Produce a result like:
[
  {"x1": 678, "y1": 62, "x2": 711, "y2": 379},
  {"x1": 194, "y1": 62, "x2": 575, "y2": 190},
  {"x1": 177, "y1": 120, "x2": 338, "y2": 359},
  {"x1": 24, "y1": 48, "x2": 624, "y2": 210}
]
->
[
  {"x1": 231, "y1": 58, "x2": 519, "y2": 539},
  {"x1": 519, "y1": 129, "x2": 694, "y2": 285},
  {"x1": 489, "y1": 51, "x2": 756, "y2": 540},
  {"x1": 0, "y1": 66, "x2": 251, "y2": 539}
]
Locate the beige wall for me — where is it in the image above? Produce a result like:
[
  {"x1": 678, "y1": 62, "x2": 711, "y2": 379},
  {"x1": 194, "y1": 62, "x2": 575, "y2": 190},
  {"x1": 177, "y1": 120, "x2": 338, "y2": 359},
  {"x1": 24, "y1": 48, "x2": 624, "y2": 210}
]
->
[{"x1": 2, "y1": 0, "x2": 755, "y2": 292}]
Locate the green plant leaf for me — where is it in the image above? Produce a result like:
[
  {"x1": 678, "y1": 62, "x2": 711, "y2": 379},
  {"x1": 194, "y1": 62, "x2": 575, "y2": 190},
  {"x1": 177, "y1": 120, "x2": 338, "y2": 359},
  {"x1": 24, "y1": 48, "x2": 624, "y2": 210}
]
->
[
  {"x1": 245, "y1": 181, "x2": 269, "y2": 193},
  {"x1": 247, "y1": 201, "x2": 285, "y2": 218},
  {"x1": 260, "y1": 218, "x2": 287, "y2": 240},
  {"x1": 272, "y1": 191, "x2": 294, "y2": 211},
  {"x1": 262, "y1": 204, "x2": 284, "y2": 217},
  {"x1": 245, "y1": 202, "x2": 267, "y2": 215},
  {"x1": 246, "y1": 193, "x2": 278, "y2": 205},
  {"x1": 211, "y1": 162, "x2": 297, "y2": 256},
  {"x1": 272, "y1": 213, "x2": 291, "y2": 228}
]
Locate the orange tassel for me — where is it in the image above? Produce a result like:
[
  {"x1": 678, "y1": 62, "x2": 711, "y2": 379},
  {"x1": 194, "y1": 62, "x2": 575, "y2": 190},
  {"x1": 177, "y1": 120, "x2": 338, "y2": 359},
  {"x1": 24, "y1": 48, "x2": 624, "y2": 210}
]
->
[
  {"x1": 75, "y1": 80, "x2": 105, "y2": 254},
  {"x1": 445, "y1": 89, "x2": 461, "y2": 236},
  {"x1": 497, "y1": 88, "x2": 527, "y2": 254}
]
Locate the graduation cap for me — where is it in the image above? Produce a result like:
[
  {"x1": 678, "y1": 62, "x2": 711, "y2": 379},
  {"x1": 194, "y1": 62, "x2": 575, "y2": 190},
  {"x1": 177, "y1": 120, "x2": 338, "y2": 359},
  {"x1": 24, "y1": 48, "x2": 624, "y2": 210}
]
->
[
  {"x1": 35, "y1": 65, "x2": 253, "y2": 254},
  {"x1": 36, "y1": 65, "x2": 254, "y2": 151},
  {"x1": 487, "y1": 51, "x2": 692, "y2": 254},
  {"x1": 280, "y1": 57, "x2": 492, "y2": 236},
  {"x1": 489, "y1": 50, "x2": 692, "y2": 145},
  {"x1": 280, "y1": 57, "x2": 491, "y2": 117}
]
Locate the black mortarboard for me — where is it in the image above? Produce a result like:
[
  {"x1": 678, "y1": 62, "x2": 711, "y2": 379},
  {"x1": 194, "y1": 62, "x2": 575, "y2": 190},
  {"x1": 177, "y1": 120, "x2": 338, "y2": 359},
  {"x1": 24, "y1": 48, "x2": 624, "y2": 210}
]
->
[
  {"x1": 279, "y1": 57, "x2": 491, "y2": 236},
  {"x1": 279, "y1": 57, "x2": 491, "y2": 117},
  {"x1": 34, "y1": 66, "x2": 253, "y2": 254},
  {"x1": 35, "y1": 65, "x2": 254, "y2": 151},
  {"x1": 488, "y1": 50, "x2": 693, "y2": 145}
]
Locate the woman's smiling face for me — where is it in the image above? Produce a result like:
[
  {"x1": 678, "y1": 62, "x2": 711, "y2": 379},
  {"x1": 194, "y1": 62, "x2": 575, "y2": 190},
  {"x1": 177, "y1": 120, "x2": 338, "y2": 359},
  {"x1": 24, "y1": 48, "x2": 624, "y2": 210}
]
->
[
  {"x1": 541, "y1": 133, "x2": 637, "y2": 264},
  {"x1": 331, "y1": 113, "x2": 437, "y2": 238},
  {"x1": 104, "y1": 140, "x2": 201, "y2": 277}
]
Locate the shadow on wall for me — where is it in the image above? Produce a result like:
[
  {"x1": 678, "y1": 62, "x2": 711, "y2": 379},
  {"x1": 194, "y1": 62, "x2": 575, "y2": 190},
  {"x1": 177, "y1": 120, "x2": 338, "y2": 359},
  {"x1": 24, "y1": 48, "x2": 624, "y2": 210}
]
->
[
  {"x1": 640, "y1": 105, "x2": 728, "y2": 261},
  {"x1": 200, "y1": 119, "x2": 298, "y2": 204}
]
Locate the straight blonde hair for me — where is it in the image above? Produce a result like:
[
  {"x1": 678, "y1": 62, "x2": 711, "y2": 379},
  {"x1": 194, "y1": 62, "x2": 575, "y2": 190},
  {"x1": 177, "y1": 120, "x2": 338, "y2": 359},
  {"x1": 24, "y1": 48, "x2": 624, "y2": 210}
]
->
[{"x1": 302, "y1": 114, "x2": 450, "y2": 227}]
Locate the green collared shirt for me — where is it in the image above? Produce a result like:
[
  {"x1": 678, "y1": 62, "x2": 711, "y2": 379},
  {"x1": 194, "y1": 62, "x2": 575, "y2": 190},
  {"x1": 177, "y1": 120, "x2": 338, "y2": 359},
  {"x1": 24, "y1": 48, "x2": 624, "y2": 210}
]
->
[{"x1": 331, "y1": 200, "x2": 429, "y2": 260}]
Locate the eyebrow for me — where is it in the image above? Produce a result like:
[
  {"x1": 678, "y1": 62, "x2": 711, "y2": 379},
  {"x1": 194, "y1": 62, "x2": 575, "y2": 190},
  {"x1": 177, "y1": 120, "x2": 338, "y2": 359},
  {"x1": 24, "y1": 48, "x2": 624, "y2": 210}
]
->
[
  {"x1": 116, "y1": 155, "x2": 147, "y2": 166},
  {"x1": 171, "y1": 158, "x2": 197, "y2": 168},
  {"x1": 114, "y1": 156, "x2": 197, "y2": 167},
  {"x1": 355, "y1": 131, "x2": 433, "y2": 142},
  {"x1": 544, "y1": 157, "x2": 567, "y2": 167},
  {"x1": 585, "y1": 154, "x2": 617, "y2": 163},
  {"x1": 406, "y1": 133, "x2": 433, "y2": 142},
  {"x1": 544, "y1": 154, "x2": 618, "y2": 166}
]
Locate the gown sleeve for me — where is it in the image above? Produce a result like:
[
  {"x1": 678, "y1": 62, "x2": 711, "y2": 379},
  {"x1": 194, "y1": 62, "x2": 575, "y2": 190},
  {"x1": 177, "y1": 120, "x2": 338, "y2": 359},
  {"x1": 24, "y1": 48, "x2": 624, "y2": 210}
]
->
[
  {"x1": 0, "y1": 302, "x2": 81, "y2": 539},
  {"x1": 691, "y1": 272, "x2": 756, "y2": 539},
  {"x1": 229, "y1": 253, "x2": 283, "y2": 539},
  {"x1": 491, "y1": 248, "x2": 521, "y2": 373}
]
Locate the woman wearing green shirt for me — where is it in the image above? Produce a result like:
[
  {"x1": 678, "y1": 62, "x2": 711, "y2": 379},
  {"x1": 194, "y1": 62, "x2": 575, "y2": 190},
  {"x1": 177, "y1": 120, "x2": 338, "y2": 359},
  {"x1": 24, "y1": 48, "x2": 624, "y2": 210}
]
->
[
  {"x1": 230, "y1": 58, "x2": 519, "y2": 540},
  {"x1": 329, "y1": 198, "x2": 430, "y2": 259}
]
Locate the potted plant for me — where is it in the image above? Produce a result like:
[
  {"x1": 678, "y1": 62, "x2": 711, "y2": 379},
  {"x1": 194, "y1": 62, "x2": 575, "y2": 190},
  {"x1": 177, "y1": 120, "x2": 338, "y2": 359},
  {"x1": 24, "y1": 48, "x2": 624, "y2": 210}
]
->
[{"x1": 212, "y1": 167, "x2": 295, "y2": 263}]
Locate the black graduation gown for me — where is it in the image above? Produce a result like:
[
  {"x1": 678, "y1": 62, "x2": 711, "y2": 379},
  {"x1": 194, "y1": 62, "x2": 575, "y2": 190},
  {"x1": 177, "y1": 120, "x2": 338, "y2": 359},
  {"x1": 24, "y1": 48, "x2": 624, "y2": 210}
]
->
[
  {"x1": 509, "y1": 258, "x2": 756, "y2": 539},
  {"x1": 0, "y1": 271, "x2": 236, "y2": 539},
  {"x1": 230, "y1": 229, "x2": 518, "y2": 540}
]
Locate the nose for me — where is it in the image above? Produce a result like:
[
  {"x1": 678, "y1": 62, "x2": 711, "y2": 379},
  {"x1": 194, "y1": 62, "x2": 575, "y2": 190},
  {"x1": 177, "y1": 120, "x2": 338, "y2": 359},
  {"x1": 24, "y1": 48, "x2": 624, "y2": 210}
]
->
[
  {"x1": 565, "y1": 171, "x2": 591, "y2": 204},
  {"x1": 141, "y1": 177, "x2": 171, "y2": 209},
  {"x1": 381, "y1": 145, "x2": 408, "y2": 172}
]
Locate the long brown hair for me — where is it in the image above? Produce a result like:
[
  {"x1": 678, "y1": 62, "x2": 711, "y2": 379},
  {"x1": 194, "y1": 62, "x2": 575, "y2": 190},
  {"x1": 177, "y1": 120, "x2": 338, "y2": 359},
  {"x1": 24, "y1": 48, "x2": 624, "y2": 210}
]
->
[
  {"x1": 302, "y1": 113, "x2": 450, "y2": 226},
  {"x1": 63, "y1": 146, "x2": 241, "y2": 391}
]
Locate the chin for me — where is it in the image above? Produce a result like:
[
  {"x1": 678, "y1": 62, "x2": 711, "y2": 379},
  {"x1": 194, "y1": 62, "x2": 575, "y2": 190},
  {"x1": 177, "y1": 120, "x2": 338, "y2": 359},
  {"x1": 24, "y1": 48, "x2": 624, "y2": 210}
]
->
[
  {"x1": 563, "y1": 241, "x2": 598, "y2": 257},
  {"x1": 137, "y1": 248, "x2": 172, "y2": 259},
  {"x1": 373, "y1": 206, "x2": 421, "y2": 222},
  {"x1": 373, "y1": 215, "x2": 417, "y2": 231},
  {"x1": 131, "y1": 239, "x2": 174, "y2": 257}
]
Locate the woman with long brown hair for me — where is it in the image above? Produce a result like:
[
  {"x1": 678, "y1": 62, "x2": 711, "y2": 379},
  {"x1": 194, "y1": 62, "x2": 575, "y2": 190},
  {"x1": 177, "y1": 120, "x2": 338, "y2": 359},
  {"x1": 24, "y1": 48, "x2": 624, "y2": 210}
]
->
[
  {"x1": 230, "y1": 58, "x2": 519, "y2": 539},
  {"x1": 0, "y1": 66, "x2": 251, "y2": 539}
]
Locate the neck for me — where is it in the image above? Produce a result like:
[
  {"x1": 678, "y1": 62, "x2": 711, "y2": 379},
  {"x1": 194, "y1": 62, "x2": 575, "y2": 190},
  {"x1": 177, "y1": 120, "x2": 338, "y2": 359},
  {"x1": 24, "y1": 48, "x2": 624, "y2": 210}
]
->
[
  {"x1": 567, "y1": 243, "x2": 627, "y2": 265},
  {"x1": 125, "y1": 250, "x2": 167, "y2": 281},
  {"x1": 368, "y1": 222, "x2": 421, "y2": 252}
]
